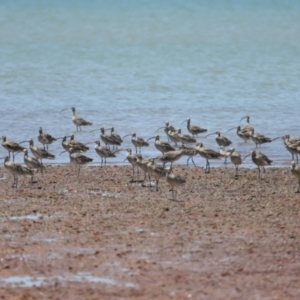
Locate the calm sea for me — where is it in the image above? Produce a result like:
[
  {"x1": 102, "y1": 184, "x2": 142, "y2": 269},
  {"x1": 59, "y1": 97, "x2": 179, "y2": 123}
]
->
[{"x1": 1, "y1": 0, "x2": 300, "y2": 168}]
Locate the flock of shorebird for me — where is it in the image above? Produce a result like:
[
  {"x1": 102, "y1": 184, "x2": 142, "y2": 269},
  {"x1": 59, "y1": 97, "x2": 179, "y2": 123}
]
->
[{"x1": 1, "y1": 107, "x2": 300, "y2": 200}]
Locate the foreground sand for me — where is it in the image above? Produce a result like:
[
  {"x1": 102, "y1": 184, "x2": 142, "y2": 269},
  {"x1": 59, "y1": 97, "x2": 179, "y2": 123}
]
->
[{"x1": 0, "y1": 164, "x2": 299, "y2": 299}]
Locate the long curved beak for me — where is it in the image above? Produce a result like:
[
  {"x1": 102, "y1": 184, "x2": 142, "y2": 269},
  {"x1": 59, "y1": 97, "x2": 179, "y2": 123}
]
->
[
  {"x1": 19, "y1": 140, "x2": 30, "y2": 144},
  {"x1": 181, "y1": 120, "x2": 187, "y2": 125},
  {"x1": 239, "y1": 116, "x2": 246, "y2": 123},
  {"x1": 90, "y1": 128, "x2": 100, "y2": 133},
  {"x1": 156, "y1": 126, "x2": 165, "y2": 132},
  {"x1": 227, "y1": 127, "x2": 237, "y2": 133},
  {"x1": 85, "y1": 141, "x2": 95, "y2": 145},
  {"x1": 146, "y1": 136, "x2": 156, "y2": 142},
  {"x1": 204, "y1": 133, "x2": 215, "y2": 138},
  {"x1": 272, "y1": 136, "x2": 283, "y2": 142},
  {"x1": 60, "y1": 108, "x2": 69, "y2": 113},
  {"x1": 122, "y1": 134, "x2": 132, "y2": 139},
  {"x1": 242, "y1": 153, "x2": 251, "y2": 162},
  {"x1": 105, "y1": 127, "x2": 113, "y2": 132},
  {"x1": 59, "y1": 150, "x2": 68, "y2": 156}
]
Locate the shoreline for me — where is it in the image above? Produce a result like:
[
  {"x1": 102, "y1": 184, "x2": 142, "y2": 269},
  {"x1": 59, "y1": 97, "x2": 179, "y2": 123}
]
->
[{"x1": 0, "y1": 165, "x2": 299, "y2": 299}]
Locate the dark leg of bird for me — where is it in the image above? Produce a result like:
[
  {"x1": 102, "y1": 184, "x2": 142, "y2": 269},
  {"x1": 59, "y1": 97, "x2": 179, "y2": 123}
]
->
[
  {"x1": 187, "y1": 157, "x2": 190, "y2": 166},
  {"x1": 263, "y1": 166, "x2": 266, "y2": 173},
  {"x1": 191, "y1": 157, "x2": 196, "y2": 167},
  {"x1": 297, "y1": 179, "x2": 300, "y2": 193},
  {"x1": 77, "y1": 166, "x2": 81, "y2": 178},
  {"x1": 257, "y1": 167, "x2": 261, "y2": 179}
]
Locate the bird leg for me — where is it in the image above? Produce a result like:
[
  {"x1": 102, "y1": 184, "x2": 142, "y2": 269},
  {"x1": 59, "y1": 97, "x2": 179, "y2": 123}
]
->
[{"x1": 297, "y1": 179, "x2": 300, "y2": 193}]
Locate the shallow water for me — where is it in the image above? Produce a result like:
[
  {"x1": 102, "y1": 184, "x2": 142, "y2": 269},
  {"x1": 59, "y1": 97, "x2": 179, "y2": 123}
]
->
[{"x1": 0, "y1": 0, "x2": 299, "y2": 168}]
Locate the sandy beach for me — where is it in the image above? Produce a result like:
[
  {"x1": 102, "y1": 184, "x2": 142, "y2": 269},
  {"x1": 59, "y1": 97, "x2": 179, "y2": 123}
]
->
[{"x1": 0, "y1": 163, "x2": 299, "y2": 299}]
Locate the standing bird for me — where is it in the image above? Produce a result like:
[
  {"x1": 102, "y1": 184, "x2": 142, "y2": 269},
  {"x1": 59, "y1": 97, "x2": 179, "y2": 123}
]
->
[
  {"x1": 1, "y1": 156, "x2": 33, "y2": 188},
  {"x1": 23, "y1": 149, "x2": 45, "y2": 182},
  {"x1": 249, "y1": 129, "x2": 272, "y2": 148},
  {"x1": 176, "y1": 128, "x2": 196, "y2": 145},
  {"x1": 63, "y1": 148, "x2": 93, "y2": 178},
  {"x1": 179, "y1": 144, "x2": 198, "y2": 167},
  {"x1": 136, "y1": 155, "x2": 151, "y2": 186},
  {"x1": 205, "y1": 131, "x2": 232, "y2": 148},
  {"x1": 220, "y1": 146, "x2": 232, "y2": 163},
  {"x1": 90, "y1": 128, "x2": 116, "y2": 149},
  {"x1": 147, "y1": 158, "x2": 166, "y2": 191},
  {"x1": 291, "y1": 161, "x2": 300, "y2": 193},
  {"x1": 93, "y1": 140, "x2": 116, "y2": 167},
  {"x1": 1, "y1": 136, "x2": 26, "y2": 161},
  {"x1": 69, "y1": 134, "x2": 89, "y2": 152},
  {"x1": 240, "y1": 115, "x2": 254, "y2": 131},
  {"x1": 123, "y1": 133, "x2": 149, "y2": 154},
  {"x1": 165, "y1": 168, "x2": 186, "y2": 201},
  {"x1": 60, "y1": 106, "x2": 93, "y2": 131},
  {"x1": 182, "y1": 118, "x2": 207, "y2": 137},
  {"x1": 105, "y1": 127, "x2": 123, "y2": 149},
  {"x1": 147, "y1": 135, "x2": 175, "y2": 154},
  {"x1": 157, "y1": 121, "x2": 176, "y2": 143},
  {"x1": 155, "y1": 149, "x2": 183, "y2": 168},
  {"x1": 20, "y1": 139, "x2": 55, "y2": 163},
  {"x1": 195, "y1": 142, "x2": 223, "y2": 173},
  {"x1": 125, "y1": 148, "x2": 139, "y2": 182},
  {"x1": 229, "y1": 148, "x2": 242, "y2": 178},
  {"x1": 37, "y1": 127, "x2": 56, "y2": 150},
  {"x1": 227, "y1": 126, "x2": 251, "y2": 143},
  {"x1": 243, "y1": 150, "x2": 272, "y2": 179}
]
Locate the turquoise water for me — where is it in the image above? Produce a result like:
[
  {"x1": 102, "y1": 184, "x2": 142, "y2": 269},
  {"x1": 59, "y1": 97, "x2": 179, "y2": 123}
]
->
[{"x1": 1, "y1": 0, "x2": 300, "y2": 167}]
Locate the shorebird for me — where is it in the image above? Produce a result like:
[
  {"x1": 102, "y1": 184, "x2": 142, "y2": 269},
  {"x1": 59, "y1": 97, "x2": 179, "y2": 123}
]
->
[
  {"x1": 205, "y1": 131, "x2": 232, "y2": 148},
  {"x1": 147, "y1": 135, "x2": 175, "y2": 154},
  {"x1": 123, "y1": 133, "x2": 149, "y2": 154},
  {"x1": 165, "y1": 168, "x2": 186, "y2": 201},
  {"x1": 105, "y1": 127, "x2": 123, "y2": 149},
  {"x1": 37, "y1": 127, "x2": 56, "y2": 150},
  {"x1": 229, "y1": 148, "x2": 242, "y2": 178},
  {"x1": 195, "y1": 142, "x2": 223, "y2": 173},
  {"x1": 249, "y1": 129, "x2": 272, "y2": 148},
  {"x1": 240, "y1": 115, "x2": 254, "y2": 131},
  {"x1": 60, "y1": 106, "x2": 93, "y2": 131},
  {"x1": 176, "y1": 128, "x2": 196, "y2": 145},
  {"x1": 243, "y1": 150, "x2": 272, "y2": 179},
  {"x1": 155, "y1": 149, "x2": 183, "y2": 168},
  {"x1": 273, "y1": 135, "x2": 300, "y2": 162},
  {"x1": 182, "y1": 118, "x2": 207, "y2": 137},
  {"x1": 1, "y1": 136, "x2": 26, "y2": 161},
  {"x1": 147, "y1": 158, "x2": 166, "y2": 191},
  {"x1": 157, "y1": 121, "x2": 176, "y2": 143},
  {"x1": 291, "y1": 161, "x2": 300, "y2": 193},
  {"x1": 227, "y1": 126, "x2": 251, "y2": 143},
  {"x1": 179, "y1": 144, "x2": 198, "y2": 167},
  {"x1": 91, "y1": 128, "x2": 116, "y2": 149},
  {"x1": 1, "y1": 156, "x2": 33, "y2": 188},
  {"x1": 69, "y1": 134, "x2": 89, "y2": 152},
  {"x1": 20, "y1": 139, "x2": 55, "y2": 163},
  {"x1": 23, "y1": 149, "x2": 45, "y2": 182},
  {"x1": 136, "y1": 154, "x2": 151, "y2": 185},
  {"x1": 63, "y1": 147, "x2": 93, "y2": 178},
  {"x1": 220, "y1": 146, "x2": 232, "y2": 163},
  {"x1": 125, "y1": 148, "x2": 139, "y2": 181},
  {"x1": 56, "y1": 136, "x2": 71, "y2": 152},
  {"x1": 93, "y1": 140, "x2": 116, "y2": 167}
]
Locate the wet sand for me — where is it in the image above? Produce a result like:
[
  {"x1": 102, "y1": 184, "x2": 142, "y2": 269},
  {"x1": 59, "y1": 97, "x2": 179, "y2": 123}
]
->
[{"x1": 0, "y1": 164, "x2": 299, "y2": 299}]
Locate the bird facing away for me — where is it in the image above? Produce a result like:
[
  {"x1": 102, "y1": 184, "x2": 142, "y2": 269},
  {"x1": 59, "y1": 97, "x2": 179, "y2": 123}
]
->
[
  {"x1": 249, "y1": 129, "x2": 272, "y2": 148},
  {"x1": 165, "y1": 168, "x2": 186, "y2": 201},
  {"x1": 147, "y1": 158, "x2": 167, "y2": 191},
  {"x1": 2, "y1": 155, "x2": 33, "y2": 188},
  {"x1": 147, "y1": 135, "x2": 175, "y2": 154},
  {"x1": 182, "y1": 118, "x2": 207, "y2": 137},
  {"x1": 60, "y1": 106, "x2": 93, "y2": 131},
  {"x1": 244, "y1": 150, "x2": 272, "y2": 179},
  {"x1": 179, "y1": 144, "x2": 198, "y2": 167},
  {"x1": 38, "y1": 127, "x2": 56, "y2": 150},
  {"x1": 240, "y1": 115, "x2": 254, "y2": 131},
  {"x1": 176, "y1": 128, "x2": 196, "y2": 145},
  {"x1": 123, "y1": 133, "x2": 149, "y2": 154},
  {"x1": 69, "y1": 134, "x2": 89, "y2": 152},
  {"x1": 94, "y1": 140, "x2": 116, "y2": 167},
  {"x1": 229, "y1": 148, "x2": 242, "y2": 178},
  {"x1": 1, "y1": 136, "x2": 26, "y2": 161},
  {"x1": 205, "y1": 131, "x2": 232, "y2": 148},
  {"x1": 66, "y1": 147, "x2": 93, "y2": 178},
  {"x1": 136, "y1": 154, "x2": 151, "y2": 185},
  {"x1": 125, "y1": 148, "x2": 139, "y2": 182},
  {"x1": 291, "y1": 161, "x2": 300, "y2": 193},
  {"x1": 90, "y1": 128, "x2": 116, "y2": 149},
  {"x1": 195, "y1": 142, "x2": 223, "y2": 173},
  {"x1": 220, "y1": 146, "x2": 232, "y2": 164},
  {"x1": 227, "y1": 126, "x2": 252, "y2": 143},
  {"x1": 105, "y1": 127, "x2": 123, "y2": 149}
]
